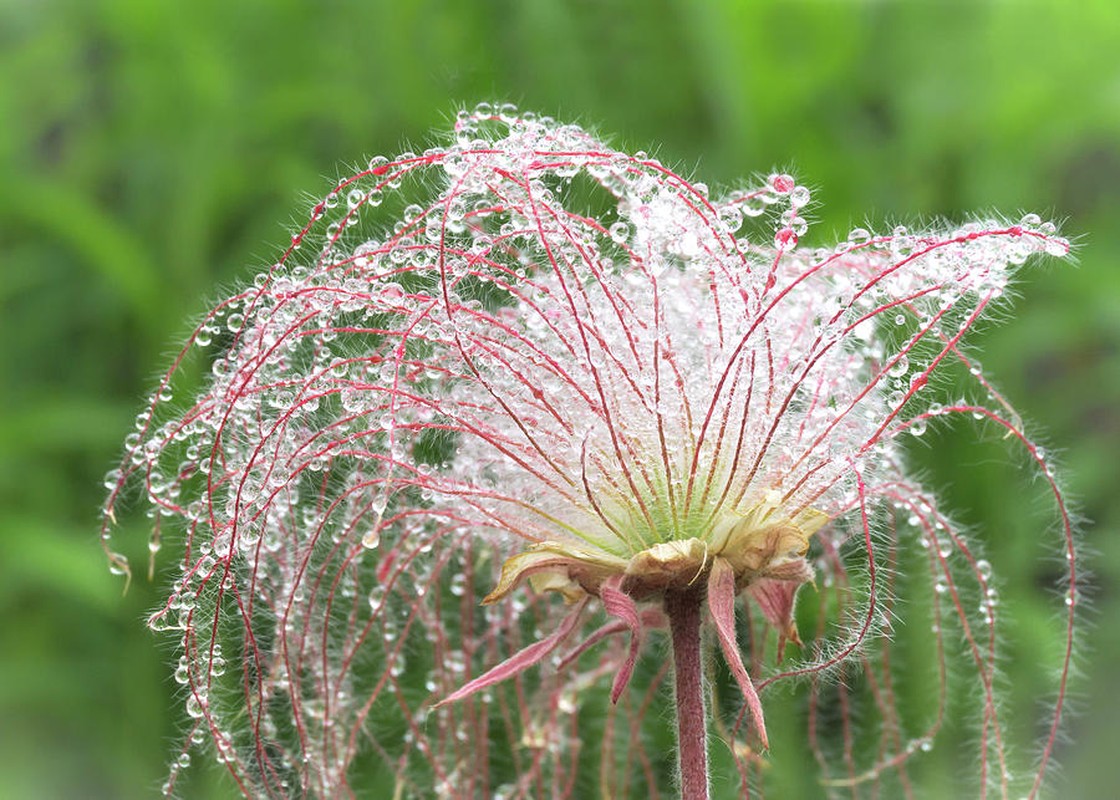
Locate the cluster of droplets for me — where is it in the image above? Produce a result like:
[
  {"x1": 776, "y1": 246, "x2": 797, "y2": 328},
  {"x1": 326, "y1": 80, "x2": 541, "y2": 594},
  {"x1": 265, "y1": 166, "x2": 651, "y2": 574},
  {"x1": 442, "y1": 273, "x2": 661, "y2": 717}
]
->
[{"x1": 102, "y1": 105, "x2": 1077, "y2": 799}]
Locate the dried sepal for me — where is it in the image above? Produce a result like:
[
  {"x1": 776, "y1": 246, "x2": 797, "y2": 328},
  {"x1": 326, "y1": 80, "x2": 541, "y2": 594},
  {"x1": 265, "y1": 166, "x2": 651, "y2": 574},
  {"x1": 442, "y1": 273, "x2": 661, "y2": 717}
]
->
[
  {"x1": 483, "y1": 542, "x2": 628, "y2": 604},
  {"x1": 435, "y1": 596, "x2": 590, "y2": 707},
  {"x1": 708, "y1": 557, "x2": 770, "y2": 750}
]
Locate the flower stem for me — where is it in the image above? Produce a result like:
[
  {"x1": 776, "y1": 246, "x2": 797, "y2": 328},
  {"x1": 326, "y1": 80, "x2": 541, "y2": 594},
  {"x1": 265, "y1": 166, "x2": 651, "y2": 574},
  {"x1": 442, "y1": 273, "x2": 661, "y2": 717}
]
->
[{"x1": 665, "y1": 584, "x2": 708, "y2": 800}]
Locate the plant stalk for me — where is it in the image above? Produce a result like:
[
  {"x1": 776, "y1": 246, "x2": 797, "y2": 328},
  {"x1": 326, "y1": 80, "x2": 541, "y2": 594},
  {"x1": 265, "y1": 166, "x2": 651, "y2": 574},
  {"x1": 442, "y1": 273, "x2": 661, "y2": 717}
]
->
[{"x1": 665, "y1": 584, "x2": 708, "y2": 800}]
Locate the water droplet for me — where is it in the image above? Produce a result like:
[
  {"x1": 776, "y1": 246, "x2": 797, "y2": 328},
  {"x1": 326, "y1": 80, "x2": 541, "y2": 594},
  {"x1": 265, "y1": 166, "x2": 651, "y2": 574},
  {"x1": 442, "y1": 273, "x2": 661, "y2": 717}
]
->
[
  {"x1": 786, "y1": 215, "x2": 808, "y2": 236},
  {"x1": 718, "y1": 205, "x2": 742, "y2": 232},
  {"x1": 185, "y1": 695, "x2": 205, "y2": 719},
  {"x1": 742, "y1": 194, "x2": 767, "y2": 217},
  {"x1": 774, "y1": 227, "x2": 798, "y2": 249},
  {"x1": 103, "y1": 469, "x2": 123, "y2": 490},
  {"x1": 890, "y1": 228, "x2": 915, "y2": 258},
  {"x1": 1045, "y1": 236, "x2": 1069, "y2": 257},
  {"x1": 107, "y1": 553, "x2": 129, "y2": 576},
  {"x1": 847, "y1": 227, "x2": 872, "y2": 247},
  {"x1": 769, "y1": 173, "x2": 795, "y2": 194}
]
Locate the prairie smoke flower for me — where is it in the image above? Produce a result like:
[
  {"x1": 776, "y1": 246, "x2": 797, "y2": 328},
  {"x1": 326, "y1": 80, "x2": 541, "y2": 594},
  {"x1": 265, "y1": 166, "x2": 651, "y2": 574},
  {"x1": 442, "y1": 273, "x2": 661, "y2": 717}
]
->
[{"x1": 103, "y1": 105, "x2": 1079, "y2": 799}]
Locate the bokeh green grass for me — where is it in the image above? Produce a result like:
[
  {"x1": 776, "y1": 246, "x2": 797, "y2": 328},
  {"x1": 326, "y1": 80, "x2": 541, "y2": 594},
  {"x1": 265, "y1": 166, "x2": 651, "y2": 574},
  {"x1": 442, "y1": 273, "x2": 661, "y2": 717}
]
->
[{"x1": 2, "y1": 1, "x2": 1117, "y2": 797}]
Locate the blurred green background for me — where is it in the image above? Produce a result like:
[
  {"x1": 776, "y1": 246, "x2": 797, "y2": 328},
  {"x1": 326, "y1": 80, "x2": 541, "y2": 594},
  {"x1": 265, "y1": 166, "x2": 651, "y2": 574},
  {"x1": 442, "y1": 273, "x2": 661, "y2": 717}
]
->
[{"x1": 2, "y1": 0, "x2": 1117, "y2": 797}]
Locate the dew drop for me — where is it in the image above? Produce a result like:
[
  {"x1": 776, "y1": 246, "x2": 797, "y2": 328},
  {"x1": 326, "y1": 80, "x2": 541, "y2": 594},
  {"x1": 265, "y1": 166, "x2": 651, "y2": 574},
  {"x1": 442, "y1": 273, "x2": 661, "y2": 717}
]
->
[
  {"x1": 742, "y1": 194, "x2": 767, "y2": 217},
  {"x1": 769, "y1": 173, "x2": 795, "y2": 194},
  {"x1": 185, "y1": 695, "x2": 205, "y2": 719},
  {"x1": 103, "y1": 469, "x2": 122, "y2": 490},
  {"x1": 774, "y1": 227, "x2": 798, "y2": 249},
  {"x1": 107, "y1": 553, "x2": 129, "y2": 576},
  {"x1": 787, "y1": 215, "x2": 808, "y2": 236},
  {"x1": 847, "y1": 227, "x2": 872, "y2": 247},
  {"x1": 718, "y1": 205, "x2": 743, "y2": 232},
  {"x1": 1045, "y1": 236, "x2": 1069, "y2": 257}
]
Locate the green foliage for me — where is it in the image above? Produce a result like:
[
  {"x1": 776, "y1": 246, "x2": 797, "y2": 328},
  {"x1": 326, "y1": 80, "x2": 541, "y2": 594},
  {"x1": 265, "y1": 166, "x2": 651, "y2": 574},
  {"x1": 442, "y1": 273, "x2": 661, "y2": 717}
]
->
[{"x1": 1, "y1": 0, "x2": 1117, "y2": 796}]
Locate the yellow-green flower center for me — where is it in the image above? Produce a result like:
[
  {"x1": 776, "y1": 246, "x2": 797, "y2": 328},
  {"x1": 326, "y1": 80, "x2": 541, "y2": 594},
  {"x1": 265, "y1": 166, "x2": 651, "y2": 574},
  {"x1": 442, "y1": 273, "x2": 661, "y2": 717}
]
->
[{"x1": 486, "y1": 491, "x2": 829, "y2": 604}]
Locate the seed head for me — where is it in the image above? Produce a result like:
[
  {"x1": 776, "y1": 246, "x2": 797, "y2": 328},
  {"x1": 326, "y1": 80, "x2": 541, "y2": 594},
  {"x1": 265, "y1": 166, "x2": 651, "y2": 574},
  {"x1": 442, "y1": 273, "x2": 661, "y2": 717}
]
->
[{"x1": 103, "y1": 105, "x2": 1078, "y2": 799}]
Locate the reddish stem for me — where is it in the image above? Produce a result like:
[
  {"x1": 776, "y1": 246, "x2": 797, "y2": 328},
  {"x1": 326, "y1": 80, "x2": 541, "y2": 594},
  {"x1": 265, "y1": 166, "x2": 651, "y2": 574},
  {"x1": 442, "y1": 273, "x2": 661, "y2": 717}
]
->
[{"x1": 665, "y1": 584, "x2": 708, "y2": 800}]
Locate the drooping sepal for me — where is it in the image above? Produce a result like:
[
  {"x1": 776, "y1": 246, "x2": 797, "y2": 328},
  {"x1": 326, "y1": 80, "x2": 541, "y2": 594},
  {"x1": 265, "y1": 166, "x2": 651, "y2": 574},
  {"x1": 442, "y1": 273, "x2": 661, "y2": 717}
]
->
[
  {"x1": 747, "y1": 568, "x2": 813, "y2": 661},
  {"x1": 434, "y1": 597, "x2": 589, "y2": 707},
  {"x1": 707, "y1": 557, "x2": 770, "y2": 750},
  {"x1": 600, "y1": 575, "x2": 643, "y2": 703}
]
